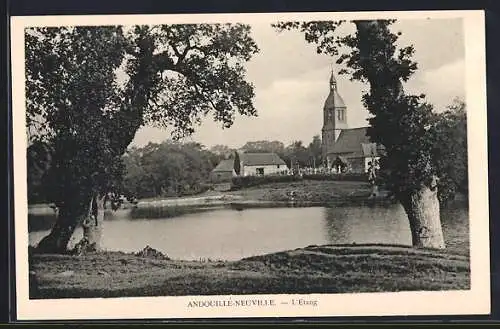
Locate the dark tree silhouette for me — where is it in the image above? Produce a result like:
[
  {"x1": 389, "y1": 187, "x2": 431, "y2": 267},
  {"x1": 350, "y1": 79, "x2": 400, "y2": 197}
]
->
[
  {"x1": 275, "y1": 19, "x2": 449, "y2": 248},
  {"x1": 26, "y1": 24, "x2": 259, "y2": 253},
  {"x1": 233, "y1": 151, "x2": 241, "y2": 176}
]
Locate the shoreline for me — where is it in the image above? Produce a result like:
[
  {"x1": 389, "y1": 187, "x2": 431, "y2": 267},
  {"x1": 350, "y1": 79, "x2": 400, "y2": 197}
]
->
[
  {"x1": 29, "y1": 179, "x2": 467, "y2": 214},
  {"x1": 28, "y1": 180, "x2": 395, "y2": 216}
]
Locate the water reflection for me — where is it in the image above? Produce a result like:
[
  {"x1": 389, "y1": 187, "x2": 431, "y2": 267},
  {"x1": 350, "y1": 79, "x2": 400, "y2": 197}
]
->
[
  {"x1": 322, "y1": 204, "x2": 412, "y2": 246},
  {"x1": 28, "y1": 203, "x2": 469, "y2": 260}
]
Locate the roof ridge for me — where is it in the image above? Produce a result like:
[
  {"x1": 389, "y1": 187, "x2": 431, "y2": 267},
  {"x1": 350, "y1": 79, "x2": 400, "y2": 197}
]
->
[{"x1": 345, "y1": 126, "x2": 369, "y2": 130}]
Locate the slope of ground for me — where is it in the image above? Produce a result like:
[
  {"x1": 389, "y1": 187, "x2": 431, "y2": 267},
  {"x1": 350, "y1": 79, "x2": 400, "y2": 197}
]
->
[{"x1": 29, "y1": 244, "x2": 470, "y2": 299}]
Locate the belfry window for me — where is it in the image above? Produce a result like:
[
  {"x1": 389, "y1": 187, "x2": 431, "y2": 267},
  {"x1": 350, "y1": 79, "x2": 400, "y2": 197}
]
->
[{"x1": 337, "y1": 109, "x2": 344, "y2": 121}]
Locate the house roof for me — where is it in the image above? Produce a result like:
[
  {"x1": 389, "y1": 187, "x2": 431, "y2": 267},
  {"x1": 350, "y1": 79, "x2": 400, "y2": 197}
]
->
[
  {"x1": 328, "y1": 127, "x2": 384, "y2": 158},
  {"x1": 241, "y1": 153, "x2": 287, "y2": 166},
  {"x1": 212, "y1": 159, "x2": 235, "y2": 172}
]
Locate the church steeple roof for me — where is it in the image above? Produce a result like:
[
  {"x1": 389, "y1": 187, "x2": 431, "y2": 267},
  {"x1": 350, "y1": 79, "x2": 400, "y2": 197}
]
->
[
  {"x1": 324, "y1": 70, "x2": 346, "y2": 109},
  {"x1": 329, "y1": 70, "x2": 337, "y2": 91}
]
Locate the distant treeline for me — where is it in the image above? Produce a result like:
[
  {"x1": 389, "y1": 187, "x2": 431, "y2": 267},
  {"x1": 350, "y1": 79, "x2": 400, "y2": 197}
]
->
[
  {"x1": 122, "y1": 136, "x2": 324, "y2": 199},
  {"x1": 27, "y1": 136, "x2": 324, "y2": 203},
  {"x1": 121, "y1": 141, "x2": 220, "y2": 199}
]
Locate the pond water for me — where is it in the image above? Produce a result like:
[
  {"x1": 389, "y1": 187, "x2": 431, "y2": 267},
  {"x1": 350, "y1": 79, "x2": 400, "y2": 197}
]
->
[{"x1": 28, "y1": 202, "x2": 469, "y2": 261}]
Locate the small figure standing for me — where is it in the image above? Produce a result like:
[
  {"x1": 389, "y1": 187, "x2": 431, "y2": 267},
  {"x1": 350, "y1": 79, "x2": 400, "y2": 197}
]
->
[{"x1": 367, "y1": 156, "x2": 379, "y2": 198}]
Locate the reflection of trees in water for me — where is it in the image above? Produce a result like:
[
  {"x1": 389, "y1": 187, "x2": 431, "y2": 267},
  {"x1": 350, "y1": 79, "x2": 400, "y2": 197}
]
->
[
  {"x1": 29, "y1": 209, "x2": 127, "y2": 233},
  {"x1": 322, "y1": 204, "x2": 411, "y2": 246},
  {"x1": 440, "y1": 202, "x2": 470, "y2": 255},
  {"x1": 322, "y1": 202, "x2": 468, "y2": 253},
  {"x1": 322, "y1": 206, "x2": 352, "y2": 244}
]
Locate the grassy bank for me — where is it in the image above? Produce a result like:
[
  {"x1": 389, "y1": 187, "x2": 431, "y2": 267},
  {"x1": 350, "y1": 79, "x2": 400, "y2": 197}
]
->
[
  {"x1": 228, "y1": 180, "x2": 378, "y2": 203},
  {"x1": 135, "y1": 180, "x2": 385, "y2": 207},
  {"x1": 29, "y1": 244, "x2": 469, "y2": 299},
  {"x1": 126, "y1": 180, "x2": 390, "y2": 218}
]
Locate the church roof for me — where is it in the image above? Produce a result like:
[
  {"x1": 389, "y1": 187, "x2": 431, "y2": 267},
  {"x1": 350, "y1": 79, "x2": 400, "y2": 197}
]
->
[
  {"x1": 361, "y1": 142, "x2": 378, "y2": 157},
  {"x1": 212, "y1": 159, "x2": 235, "y2": 172},
  {"x1": 328, "y1": 127, "x2": 384, "y2": 158},
  {"x1": 241, "y1": 153, "x2": 287, "y2": 166},
  {"x1": 324, "y1": 88, "x2": 346, "y2": 109}
]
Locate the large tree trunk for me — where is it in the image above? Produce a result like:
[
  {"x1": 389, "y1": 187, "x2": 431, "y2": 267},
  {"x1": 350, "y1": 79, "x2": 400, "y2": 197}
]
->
[
  {"x1": 36, "y1": 203, "x2": 86, "y2": 253},
  {"x1": 36, "y1": 192, "x2": 105, "y2": 254},
  {"x1": 399, "y1": 179, "x2": 445, "y2": 249}
]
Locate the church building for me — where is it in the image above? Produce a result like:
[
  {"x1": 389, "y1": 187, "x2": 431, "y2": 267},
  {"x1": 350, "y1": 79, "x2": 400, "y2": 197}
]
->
[{"x1": 321, "y1": 71, "x2": 384, "y2": 173}]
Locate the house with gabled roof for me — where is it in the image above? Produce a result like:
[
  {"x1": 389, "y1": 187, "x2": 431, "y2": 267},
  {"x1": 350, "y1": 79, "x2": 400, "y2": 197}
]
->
[
  {"x1": 239, "y1": 152, "x2": 288, "y2": 176},
  {"x1": 210, "y1": 159, "x2": 236, "y2": 183},
  {"x1": 322, "y1": 71, "x2": 385, "y2": 173}
]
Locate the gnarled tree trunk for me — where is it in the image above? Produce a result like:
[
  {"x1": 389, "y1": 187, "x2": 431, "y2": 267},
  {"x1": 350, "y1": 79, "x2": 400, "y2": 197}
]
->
[
  {"x1": 36, "y1": 201, "x2": 87, "y2": 253},
  {"x1": 36, "y1": 192, "x2": 106, "y2": 254},
  {"x1": 80, "y1": 194, "x2": 106, "y2": 251},
  {"x1": 399, "y1": 177, "x2": 445, "y2": 249}
]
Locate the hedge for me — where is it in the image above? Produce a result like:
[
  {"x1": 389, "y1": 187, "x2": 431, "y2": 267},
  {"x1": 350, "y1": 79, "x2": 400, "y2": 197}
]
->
[
  {"x1": 230, "y1": 173, "x2": 369, "y2": 189},
  {"x1": 231, "y1": 175, "x2": 303, "y2": 189},
  {"x1": 302, "y1": 173, "x2": 368, "y2": 182}
]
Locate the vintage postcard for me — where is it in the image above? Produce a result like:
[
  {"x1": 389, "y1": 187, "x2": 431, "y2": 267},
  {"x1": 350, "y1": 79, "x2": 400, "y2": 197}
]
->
[{"x1": 11, "y1": 10, "x2": 489, "y2": 321}]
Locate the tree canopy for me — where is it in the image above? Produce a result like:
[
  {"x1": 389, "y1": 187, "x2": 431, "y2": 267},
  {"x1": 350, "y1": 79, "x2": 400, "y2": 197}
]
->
[
  {"x1": 122, "y1": 141, "x2": 216, "y2": 199},
  {"x1": 26, "y1": 24, "x2": 260, "y2": 252},
  {"x1": 26, "y1": 24, "x2": 259, "y2": 205},
  {"x1": 240, "y1": 140, "x2": 286, "y2": 154},
  {"x1": 274, "y1": 20, "x2": 456, "y2": 199},
  {"x1": 432, "y1": 98, "x2": 468, "y2": 202}
]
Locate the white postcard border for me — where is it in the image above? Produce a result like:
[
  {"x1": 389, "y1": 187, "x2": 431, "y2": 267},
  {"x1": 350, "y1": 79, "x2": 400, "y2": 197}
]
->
[{"x1": 11, "y1": 10, "x2": 489, "y2": 320}]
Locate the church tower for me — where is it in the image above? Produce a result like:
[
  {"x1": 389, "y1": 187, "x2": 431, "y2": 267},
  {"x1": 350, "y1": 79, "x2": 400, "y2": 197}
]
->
[{"x1": 321, "y1": 70, "x2": 348, "y2": 166}]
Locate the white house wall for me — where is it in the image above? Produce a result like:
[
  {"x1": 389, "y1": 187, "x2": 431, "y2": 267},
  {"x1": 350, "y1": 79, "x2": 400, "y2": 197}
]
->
[{"x1": 242, "y1": 164, "x2": 287, "y2": 176}]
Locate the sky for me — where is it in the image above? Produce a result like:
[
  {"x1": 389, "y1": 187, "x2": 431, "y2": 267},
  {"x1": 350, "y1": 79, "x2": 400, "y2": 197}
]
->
[{"x1": 131, "y1": 18, "x2": 465, "y2": 149}]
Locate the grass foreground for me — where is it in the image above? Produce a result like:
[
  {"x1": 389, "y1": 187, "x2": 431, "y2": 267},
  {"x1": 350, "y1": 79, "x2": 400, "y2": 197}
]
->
[{"x1": 29, "y1": 244, "x2": 470, "y2": 299}]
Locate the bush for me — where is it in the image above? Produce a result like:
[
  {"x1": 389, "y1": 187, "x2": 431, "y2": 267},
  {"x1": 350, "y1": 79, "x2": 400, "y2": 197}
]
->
[
  {"x1": 180, "y1": 183, "x2": 212, "y2": 197},
  {"x1": 302, "y1": 173, "x2": 368, "y2": 182},
  {"x1": 231, "y1": 174, "x2": 303, "y2": 190}
]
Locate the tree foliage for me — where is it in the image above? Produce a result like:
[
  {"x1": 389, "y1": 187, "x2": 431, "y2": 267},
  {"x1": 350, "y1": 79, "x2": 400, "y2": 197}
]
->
[
  {"x1": 240, "y1": 140, "x2": 286, "y2": 154},
  {"x1": 27, "y1": 140, "x2": 53, "y2": 203},
  {"x1": 274, "y1": 20, "x2": 448, "y2": 198},
  {"x1": 432, "y1": 98, "x2": 468, "y2": 202},
  {"x1": 26, "y1": 24, "x2": 259, "y2": 251},
  {"x1": 27, "y1": 26, "x2": 130, "y2": 211},
  {"x1": 286, "y1": 140, "x2": 310, "y2": 169},
  {"x1": 233, "y1": 151, "x2": 241, "y2": 175},
  {"x1": 210, "y1": 144, "x2": 235, "y2": 159},
  {"x1": 26, "y1": 24, "x2": 259, "y2": 202},
  {"x1": 122, "y1": 141, "x2": 216, "y2": 199},
  {"x1": 308, "y1": 135, "x2": 322, "y2": 167}
]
